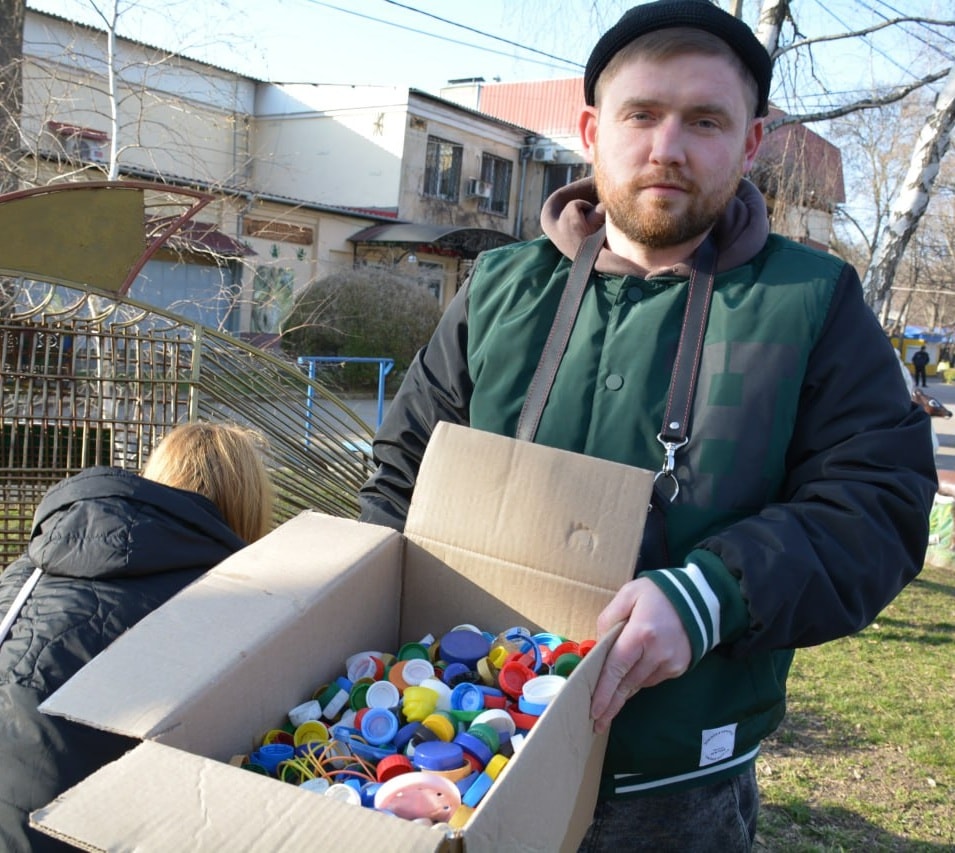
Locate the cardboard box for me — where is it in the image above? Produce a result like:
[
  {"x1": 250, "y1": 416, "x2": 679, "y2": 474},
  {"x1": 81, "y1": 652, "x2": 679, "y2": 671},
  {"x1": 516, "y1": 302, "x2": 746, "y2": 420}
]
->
[{"x1": 34, "y1": 422, "x2": 653, "y2": 852}]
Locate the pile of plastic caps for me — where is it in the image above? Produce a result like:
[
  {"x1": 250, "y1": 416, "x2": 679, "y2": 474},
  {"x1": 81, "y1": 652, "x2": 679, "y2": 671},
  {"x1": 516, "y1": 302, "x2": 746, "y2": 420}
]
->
[{"x1": 240, "y1": 624, "x2": 595, "y2": 829}]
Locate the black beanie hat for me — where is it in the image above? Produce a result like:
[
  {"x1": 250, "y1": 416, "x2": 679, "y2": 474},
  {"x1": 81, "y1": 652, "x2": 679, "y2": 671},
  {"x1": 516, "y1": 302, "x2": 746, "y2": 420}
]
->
[{"x1": 584, "y1": 0, "x2": 772, "y2": 116}]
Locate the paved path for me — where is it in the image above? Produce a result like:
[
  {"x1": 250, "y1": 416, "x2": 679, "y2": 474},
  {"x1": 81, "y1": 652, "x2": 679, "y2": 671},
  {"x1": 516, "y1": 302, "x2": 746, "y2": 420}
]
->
[{"x1": 920, "y1": 379, "x2": 955, "y2": 472}]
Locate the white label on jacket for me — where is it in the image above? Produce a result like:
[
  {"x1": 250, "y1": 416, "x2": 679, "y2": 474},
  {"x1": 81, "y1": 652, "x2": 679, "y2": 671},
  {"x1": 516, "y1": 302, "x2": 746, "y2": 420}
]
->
[{"x1": 700, "y1": 723, "x2": 737, "y2": 767}]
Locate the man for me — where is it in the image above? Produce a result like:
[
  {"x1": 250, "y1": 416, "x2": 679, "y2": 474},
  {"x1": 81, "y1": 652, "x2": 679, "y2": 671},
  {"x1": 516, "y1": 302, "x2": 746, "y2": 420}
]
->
[
  {"x1": 913, "y1": 345, "x2": 930, "y2": 387},
  {"x1": 360, "y1": 1, "x2": 936, "y2": 849}
]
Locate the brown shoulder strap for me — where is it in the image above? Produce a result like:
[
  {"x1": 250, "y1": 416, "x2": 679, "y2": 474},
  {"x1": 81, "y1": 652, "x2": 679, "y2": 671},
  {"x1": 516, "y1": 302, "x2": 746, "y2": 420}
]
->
[
  {"x1": 516, "y1": 226, "x2": 605, "y2": 442},
  {"x1": 516, "y1": 229, "x2": 718, "y2": 504}
]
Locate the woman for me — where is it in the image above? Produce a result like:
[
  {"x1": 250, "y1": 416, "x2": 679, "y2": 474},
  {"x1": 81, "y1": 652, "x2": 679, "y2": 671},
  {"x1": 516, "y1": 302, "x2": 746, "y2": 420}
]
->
[{"x1": 0, "y1": 422, "x2": 274, "y2": 852}]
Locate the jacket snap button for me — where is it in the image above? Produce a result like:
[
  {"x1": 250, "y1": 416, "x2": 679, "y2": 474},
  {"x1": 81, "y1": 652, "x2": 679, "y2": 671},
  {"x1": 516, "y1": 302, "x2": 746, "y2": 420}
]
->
[{"x1": 605, "y1": 374, "x2": 624, "y2": 391}]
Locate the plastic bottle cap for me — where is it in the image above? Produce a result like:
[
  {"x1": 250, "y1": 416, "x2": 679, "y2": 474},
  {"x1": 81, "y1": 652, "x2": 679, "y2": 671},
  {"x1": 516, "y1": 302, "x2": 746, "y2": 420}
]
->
[
  {"x1": 517, "y1": 695, "x2": 548, "y2": 717},
  {"x1": 376, "y1": 753, "x2": 414, "y2": 783},
  {"x1": 365, "y1": 680, "x2": 401, "y2": 709},
  {"x1": 507, "y1": 706, "x2": 540, "y2": 732},
  {"x1": 439, "y1": 630, "x2": 491, "y2": 668},
  {"x1": 498, "y1": 660, "x2": 535, "y2": 699},
  {"x1": 401, "y1": 658, "x2": 435, "y2": 686},
  {"x1": 387, "y1": 660, "x2": 412, "y2": 693},
  {"x1": 293, "y1": 720, "x2": 330, "y2": 747},
  {"x1": 450, "y1": 623, "x2": 484, "y2": 634},
  {"x1": 461, "y1": 770, "x2": 494, "y2": 808},
  {"x1": 476, "y1": 657, "x2": 499, "y2": 687},
  {"x1": 411, "y1": 740, "x2": 466, "y2": 772},
  {"x1": 317, "y1": 682, "x2": 349, "y2": 721},
  {"x1": 251, "y1": 743, "x2": 293, "y2": 775},
  {"x1": 361, "y1": 707, "x2": 399, "y2": 746},
  {"x1": 287, "y1": 699, "x2": 322, "y2": 728},
  {"x1": 261, "y1": 728, "x2": 294, "y2": 746},
  {"x1": 421, "y1": 712, "x2": 457, "y2": 742},
  {"x1": 397, "y1": 641, "x2": 431, "y2": 661},
  {"x1": 522, "y1": 673, "x2": 566, "y2": 706},
  {"x1": 374, "y1": 772, "x2": 462, "y2": 822},
  {"x1": 453, "y1": 731, "x2": 493, "y2": 768},
  {"x1": 430, "y1": 761, "x2": 476, "y2": 783},
  {"x1": 578, "y1": 638, "x2": 597, "y2": 656},
  {"x1": 442, "y1": 661, "x2": 473, "y2": 686},
  {"x1": 532, "y1": 631, "x2": 567, "y2": 651},
  {"x1": 348, "y1": 681, "x2": 371, "y2": 711},
  {"x1": 450, "y1": 682, "x2": 485, "y2": 712},
  {"x1": 470, "y1": 709, "x2": 517, "y2": 738},
  {"x1": 299, "y1": 777, "x2": 330, "y2": 794},
  {"x1": 485, "y1": 753, "x2": 509, "y2": 780},
  {"x1": 418, "y1": 677, "x2": 453, "y2": 710},
  {"x1": 466, "y1": 722, "x2": 501, "y2": 755},
  {"x1": 324, "y1": 783, "x2": 362, "y2": 806},
  {"x1": 401, "y1": 685, "x2": 440, "y2": 722},
  {"x1": 346, "y1": 651, "x2": 385, "y2": 682},
  {"x1": 553, "y1": 653, "x2": 583, "y2": 678}
]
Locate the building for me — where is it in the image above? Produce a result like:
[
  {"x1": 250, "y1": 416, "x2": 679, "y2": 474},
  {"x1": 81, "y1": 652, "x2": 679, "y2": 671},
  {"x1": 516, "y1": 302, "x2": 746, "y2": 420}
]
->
[{"x1": 13, "y1": 10, "x2": 845, "y2": 339}]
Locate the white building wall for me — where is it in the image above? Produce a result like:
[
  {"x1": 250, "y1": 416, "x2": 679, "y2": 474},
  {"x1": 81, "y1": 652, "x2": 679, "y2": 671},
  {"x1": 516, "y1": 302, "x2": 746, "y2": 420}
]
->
[
  {"x1": 22, "y1": 13, "x2": 255, "y2": 186},
  {"x1": 252, "y1": 84, "x2": 409, "y2": 209}
]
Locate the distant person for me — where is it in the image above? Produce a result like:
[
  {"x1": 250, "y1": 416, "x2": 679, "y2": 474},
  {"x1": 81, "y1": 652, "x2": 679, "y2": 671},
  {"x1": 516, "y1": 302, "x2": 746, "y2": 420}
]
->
[
  {"x1": 0, "y1": 422, "x2": 274, "y2": 853},
  {"x1": 912, "y1": 345, "x2": 930, "y2": 388},
  {"x1": 359, "y1": 1, "x2": 936, "y2": 849}
]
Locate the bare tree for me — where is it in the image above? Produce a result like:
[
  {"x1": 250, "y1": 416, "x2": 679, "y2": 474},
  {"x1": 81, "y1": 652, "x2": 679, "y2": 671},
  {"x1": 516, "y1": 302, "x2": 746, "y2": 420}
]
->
[{"x1": 0, "y1": 0, "x2": 25, "y2": 192}]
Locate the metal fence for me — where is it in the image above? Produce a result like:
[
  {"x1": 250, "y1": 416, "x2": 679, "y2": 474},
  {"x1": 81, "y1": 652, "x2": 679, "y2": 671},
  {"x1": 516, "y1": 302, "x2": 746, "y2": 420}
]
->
[{"x1": 0, "y1": 277, "x2": 376, "y2": 565}]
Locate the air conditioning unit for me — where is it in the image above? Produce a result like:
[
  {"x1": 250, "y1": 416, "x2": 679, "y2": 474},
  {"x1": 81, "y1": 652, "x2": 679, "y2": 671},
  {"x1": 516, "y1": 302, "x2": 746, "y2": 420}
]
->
[
  {"x1": 65, "y1": 136, "x2": 108, "y2": 164},
  {"x1": 531, "y1": 144, "x2": 558, "y2": 163},
  {"x1": 465, "y1": 178, "x2": 493, "y2": 199}
]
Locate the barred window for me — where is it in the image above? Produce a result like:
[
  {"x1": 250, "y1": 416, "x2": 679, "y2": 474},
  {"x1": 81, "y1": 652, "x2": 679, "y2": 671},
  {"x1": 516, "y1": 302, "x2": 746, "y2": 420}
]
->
[
  {"x1": 423, "y1": 136, "x2": 463, "y2": 202},
  {"x1": 479, "y1": 154, "x2": 513, "y2": 216}
]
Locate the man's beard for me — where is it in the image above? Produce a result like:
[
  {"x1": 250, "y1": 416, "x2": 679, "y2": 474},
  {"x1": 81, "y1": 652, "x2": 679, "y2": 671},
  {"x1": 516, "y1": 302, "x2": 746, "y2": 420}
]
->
[{"x1": 595, "y1": 160, "x2": 742, "y2": 249}]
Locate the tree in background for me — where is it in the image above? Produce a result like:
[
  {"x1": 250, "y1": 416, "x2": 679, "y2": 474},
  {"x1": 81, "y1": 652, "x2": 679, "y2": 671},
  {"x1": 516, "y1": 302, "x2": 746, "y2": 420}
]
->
[
  {"x1": 280, "y1": 268, "x2": 443, "y2": 393},
  {"x1": 0, "y1": 0, "x2": 25, "y2": 193}
]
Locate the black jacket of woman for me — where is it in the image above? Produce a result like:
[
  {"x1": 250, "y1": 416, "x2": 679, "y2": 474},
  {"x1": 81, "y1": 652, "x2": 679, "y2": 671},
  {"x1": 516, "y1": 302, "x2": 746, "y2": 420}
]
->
[{"x1": 0, "y1": 467, "x2": 245, "y2": 852}]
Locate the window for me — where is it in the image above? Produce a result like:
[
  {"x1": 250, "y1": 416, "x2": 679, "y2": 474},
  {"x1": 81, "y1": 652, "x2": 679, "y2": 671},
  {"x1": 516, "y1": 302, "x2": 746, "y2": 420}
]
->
[
  {"x1": 423, "y1": 136, "x2": 463, "y2": 201},
  {"x1": 543, "y1": 163, "x2": 590, "y2": 202},
  {"x1": 479, "y1": 154, "x2": 513, "y2": 216}
]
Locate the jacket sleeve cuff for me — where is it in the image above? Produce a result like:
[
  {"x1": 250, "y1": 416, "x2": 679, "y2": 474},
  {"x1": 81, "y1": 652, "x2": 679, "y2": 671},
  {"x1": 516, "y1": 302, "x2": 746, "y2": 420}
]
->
[{"x1": 639, "y1": 549, "x2": 750, "y2": 666}]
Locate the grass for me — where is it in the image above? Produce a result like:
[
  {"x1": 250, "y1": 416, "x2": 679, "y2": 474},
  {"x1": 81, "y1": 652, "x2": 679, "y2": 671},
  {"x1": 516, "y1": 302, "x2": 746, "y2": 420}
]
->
[{"x1": 756, "y1": 560, "x2": 955, "y2": 851}]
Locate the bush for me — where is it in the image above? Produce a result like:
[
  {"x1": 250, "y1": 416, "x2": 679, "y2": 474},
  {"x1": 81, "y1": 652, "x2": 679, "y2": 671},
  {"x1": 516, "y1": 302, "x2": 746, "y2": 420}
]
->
[{"x1": 280, "y1": 267, "x2": 443, "y2": 393}]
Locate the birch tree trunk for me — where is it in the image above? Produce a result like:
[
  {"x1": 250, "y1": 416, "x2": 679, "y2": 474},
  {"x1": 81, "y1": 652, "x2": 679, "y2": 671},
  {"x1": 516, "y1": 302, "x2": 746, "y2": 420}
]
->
[{"x1": 862, "y1": 65, "x2": 955, "y2": 314}]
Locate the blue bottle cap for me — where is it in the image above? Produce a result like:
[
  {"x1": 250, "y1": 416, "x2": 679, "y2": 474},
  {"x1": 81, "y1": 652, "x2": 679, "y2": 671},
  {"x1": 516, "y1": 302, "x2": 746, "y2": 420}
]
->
[
  {"x1": 461, "y1": 770, "x2": 495, "y2": 808},
  {"x1": 361, "y1": 707, "x2": 399, "y2": 746},
  {"x1": 360, "y1": 781, "x2": 382, "y2": 808},
  {"x1": 251, "y1": 743, "x2": 294, "y2": 775},
  {"x1": 442, "y1": 661, "x2": 473, "y2": 686},
  {"x1": 411, "y1": 740, "x2": 465, "y2": 772},
  {"x1": 518, "y1": 695, "x2": 548, "y2": 717},
  {"x1": 439, "y1": 630, "x2": 491, "y2": 668},
  {"x1": 394, "y1": 720, "x2": 420, "y2": 753},
  {"x1": 450, "y1": 683, "x2": 485, "y2": 712},
  {"x1": 453, "y1": 731, "x2": 493, "y2": 768}
]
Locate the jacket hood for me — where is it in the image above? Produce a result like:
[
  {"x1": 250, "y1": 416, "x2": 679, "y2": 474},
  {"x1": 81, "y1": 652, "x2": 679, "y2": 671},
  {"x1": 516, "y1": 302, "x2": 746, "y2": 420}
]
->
[
  {"x1": 540, "y1": 176, "x2": 769, "y2": 278},
  {"x1": 27, "y1": 467, "x2": 246, "y2": 581}
]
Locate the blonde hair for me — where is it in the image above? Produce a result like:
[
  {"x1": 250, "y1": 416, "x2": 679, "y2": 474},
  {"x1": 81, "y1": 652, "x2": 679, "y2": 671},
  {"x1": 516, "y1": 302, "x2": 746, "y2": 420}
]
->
[{"x1": 142, "y1": 422, "x2": 274, "y2": 543}]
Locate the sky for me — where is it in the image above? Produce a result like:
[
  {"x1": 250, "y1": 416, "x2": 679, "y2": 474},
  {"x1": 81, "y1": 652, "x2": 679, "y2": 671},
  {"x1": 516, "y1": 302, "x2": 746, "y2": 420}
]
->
[{"x1": 25, "y1": 0, "x2": 954, "y2": 112}]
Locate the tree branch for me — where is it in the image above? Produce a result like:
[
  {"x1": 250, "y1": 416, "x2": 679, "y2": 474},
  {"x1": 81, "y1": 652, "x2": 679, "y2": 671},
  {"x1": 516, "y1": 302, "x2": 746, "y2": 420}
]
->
[{"x1": 767, "y1": 69, "x2": 951, "y2": 131}]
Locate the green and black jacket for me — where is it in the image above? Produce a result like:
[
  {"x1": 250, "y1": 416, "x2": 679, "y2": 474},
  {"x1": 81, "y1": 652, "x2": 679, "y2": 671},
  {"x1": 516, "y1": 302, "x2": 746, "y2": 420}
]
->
[{"x1": 360, "y1": 178, "x2": 936, "y2": 797}]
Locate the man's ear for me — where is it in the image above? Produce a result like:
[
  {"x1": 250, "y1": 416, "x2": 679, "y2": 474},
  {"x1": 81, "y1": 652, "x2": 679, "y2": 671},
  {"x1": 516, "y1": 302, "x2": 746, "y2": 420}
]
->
[
  {"x1": 579, "y1": 107, "x2": 598, "y2": 163},
  {"x1": 743, "y1": 118, "x2": 764, "y2": 172}
]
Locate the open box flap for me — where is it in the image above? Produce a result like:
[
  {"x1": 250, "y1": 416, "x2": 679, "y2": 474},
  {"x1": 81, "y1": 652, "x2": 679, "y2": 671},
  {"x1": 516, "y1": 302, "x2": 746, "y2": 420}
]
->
[
  {"x1": 31, "y1": 741, "x2": 448, "y2": 853},
  {"x1": 40, "y1": 514, "x2": 404, "y2": 757},
  {"x1": 404, "y1": 422, "x2": 653, "y2": 640}
]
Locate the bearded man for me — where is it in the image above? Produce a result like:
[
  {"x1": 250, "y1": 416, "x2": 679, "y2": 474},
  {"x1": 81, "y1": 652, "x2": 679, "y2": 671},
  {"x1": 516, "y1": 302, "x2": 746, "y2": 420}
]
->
[{"x1": 359, "y1": 2, "x2": 936, "y2": 849}]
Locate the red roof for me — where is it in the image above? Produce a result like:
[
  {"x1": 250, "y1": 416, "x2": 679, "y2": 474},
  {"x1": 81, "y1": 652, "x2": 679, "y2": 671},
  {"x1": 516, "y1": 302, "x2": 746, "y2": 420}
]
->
[{"x1": 476, "y1": 79, "x2": 585, "y2": 137}]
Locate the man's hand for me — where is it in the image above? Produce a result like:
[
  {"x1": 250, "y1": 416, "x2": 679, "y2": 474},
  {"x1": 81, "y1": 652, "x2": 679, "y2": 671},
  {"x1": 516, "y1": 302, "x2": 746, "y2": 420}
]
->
[{"x1": 590, "y1": 578, "x2": 692, "y2": 734}]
